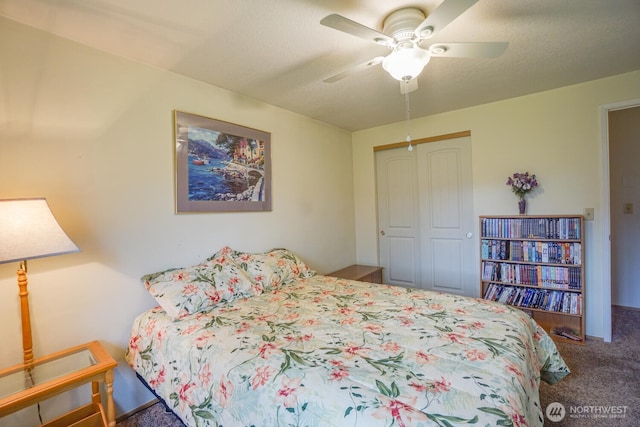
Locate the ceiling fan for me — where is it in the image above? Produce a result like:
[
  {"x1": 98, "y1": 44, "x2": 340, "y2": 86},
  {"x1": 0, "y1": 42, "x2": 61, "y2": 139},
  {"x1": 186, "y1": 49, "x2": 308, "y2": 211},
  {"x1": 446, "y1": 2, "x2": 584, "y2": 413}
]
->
[{"x1": 320, "y1": 0, "x2": 508, "y2": 93}]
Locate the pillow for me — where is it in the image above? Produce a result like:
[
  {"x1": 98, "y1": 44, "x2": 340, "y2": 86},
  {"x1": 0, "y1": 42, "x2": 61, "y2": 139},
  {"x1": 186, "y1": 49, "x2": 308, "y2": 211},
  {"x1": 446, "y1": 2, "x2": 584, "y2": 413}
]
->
[
  {"x1": 211, "y1": 247, "x2": 316, "y2": 291},
  {"x1": 142, "y1": 257, "x2": 254, "y2": 320}
]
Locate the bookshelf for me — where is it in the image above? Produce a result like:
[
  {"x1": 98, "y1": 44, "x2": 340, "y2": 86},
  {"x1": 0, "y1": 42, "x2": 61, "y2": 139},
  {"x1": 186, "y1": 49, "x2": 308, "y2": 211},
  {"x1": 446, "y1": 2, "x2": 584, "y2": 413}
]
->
[{"x1": 480, "y1": 215, "x2": 585, "y2": 344}]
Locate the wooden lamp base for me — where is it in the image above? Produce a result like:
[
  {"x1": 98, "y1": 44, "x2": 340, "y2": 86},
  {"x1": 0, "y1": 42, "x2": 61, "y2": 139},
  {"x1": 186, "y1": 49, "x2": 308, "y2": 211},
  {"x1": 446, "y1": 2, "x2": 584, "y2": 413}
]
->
[{"x1": 17, "y1": 261, "x2": 34, "y2": 366}]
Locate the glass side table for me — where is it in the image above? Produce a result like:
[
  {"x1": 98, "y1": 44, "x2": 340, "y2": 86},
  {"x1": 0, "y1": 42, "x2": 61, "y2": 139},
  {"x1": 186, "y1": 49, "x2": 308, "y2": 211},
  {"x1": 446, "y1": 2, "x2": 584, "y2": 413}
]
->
[{"x1": 0, "y1": 341, "x2": 117, "y2": 427}]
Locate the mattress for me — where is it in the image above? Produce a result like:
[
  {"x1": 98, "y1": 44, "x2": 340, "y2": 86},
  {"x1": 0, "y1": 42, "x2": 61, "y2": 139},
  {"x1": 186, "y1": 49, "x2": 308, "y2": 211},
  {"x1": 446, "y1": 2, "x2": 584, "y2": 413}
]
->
[{"x1": 127, "y1": 274, "x2": 569, "y2": 426}]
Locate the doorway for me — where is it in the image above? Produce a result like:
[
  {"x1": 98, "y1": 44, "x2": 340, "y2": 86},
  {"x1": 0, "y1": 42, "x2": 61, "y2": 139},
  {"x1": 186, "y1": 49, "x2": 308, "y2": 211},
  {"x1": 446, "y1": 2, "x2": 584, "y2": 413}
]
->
[
  {"x1": 609, "y1": 106, "x2": 640, "y2": 308},
  {"x1": 601, "y1": 99, "x2": 640, "y2": 342}
]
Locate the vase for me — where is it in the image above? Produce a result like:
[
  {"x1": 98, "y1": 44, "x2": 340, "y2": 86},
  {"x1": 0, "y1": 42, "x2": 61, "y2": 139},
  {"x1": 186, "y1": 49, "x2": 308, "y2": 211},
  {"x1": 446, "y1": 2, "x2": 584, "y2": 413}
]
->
[{"x1": 518, "y1": 198, "x2": 527, "y2": 215}]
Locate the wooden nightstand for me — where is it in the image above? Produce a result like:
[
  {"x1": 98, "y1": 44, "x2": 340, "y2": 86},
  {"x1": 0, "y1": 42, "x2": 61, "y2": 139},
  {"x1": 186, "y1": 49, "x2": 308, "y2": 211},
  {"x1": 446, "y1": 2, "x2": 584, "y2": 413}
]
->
[
  {"x1": 328, "y1": 264, "x2": 383, "y2": 284},
  {"x1": 0, "y1": 341, "x2": 117, "y2": 427}
]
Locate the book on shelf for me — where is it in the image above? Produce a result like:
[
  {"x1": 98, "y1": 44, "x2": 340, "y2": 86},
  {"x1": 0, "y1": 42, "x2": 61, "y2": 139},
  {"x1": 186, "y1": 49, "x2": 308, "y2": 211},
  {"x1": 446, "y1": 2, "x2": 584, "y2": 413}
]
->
[
  {"x1": 480, "y1": 261, "x2": 582, "y2": 290},
  {"x1": 480, "y1": 217, "x2": 581, "y2": 240},
  {"x1": 481, "y1": 239, "x2": 582, "y2": 265},
  {"x1": 482, "y1": 283, "x2": 581, "y2": 314}
]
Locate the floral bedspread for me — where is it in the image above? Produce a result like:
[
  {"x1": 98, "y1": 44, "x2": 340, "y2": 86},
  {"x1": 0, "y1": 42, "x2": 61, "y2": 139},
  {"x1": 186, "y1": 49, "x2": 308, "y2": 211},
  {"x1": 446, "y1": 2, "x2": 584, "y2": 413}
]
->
[{"x1": 127, "y1": 275, "x2": 569, "y2": 427}]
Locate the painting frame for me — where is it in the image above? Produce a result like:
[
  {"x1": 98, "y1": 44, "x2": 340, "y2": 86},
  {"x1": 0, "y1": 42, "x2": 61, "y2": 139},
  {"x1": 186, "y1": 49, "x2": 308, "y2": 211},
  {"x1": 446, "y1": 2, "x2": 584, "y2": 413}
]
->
[{"x1": 174, "y1": 110, "x2": 272, "y2": 213}]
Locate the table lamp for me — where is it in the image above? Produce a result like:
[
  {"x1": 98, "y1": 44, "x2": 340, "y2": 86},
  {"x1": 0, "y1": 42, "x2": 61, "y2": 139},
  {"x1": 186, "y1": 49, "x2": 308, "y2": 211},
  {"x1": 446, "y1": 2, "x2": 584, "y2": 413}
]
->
[{"x1": 0, "y1": 198, "x2": 79, "y2": 366}]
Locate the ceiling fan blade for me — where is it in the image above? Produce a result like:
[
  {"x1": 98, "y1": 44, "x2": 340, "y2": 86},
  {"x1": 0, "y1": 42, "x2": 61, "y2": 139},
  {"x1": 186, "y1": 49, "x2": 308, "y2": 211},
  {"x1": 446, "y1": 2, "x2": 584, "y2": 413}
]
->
[
  {"x1": 323, "y1": 56, "x2": 385, "y2": 83},
  {"x1": 400, "y1": 79, "x2": 418, "y2": 94},
  {"x1": 428, "y1": 42, "x2": 508, "y2": 58},
  {"x1": 321, "y1": 14, "x2": 395, "y2": 46},
  {"x1": 415, "y1": 0, "x2": 479, "y2": 39}
]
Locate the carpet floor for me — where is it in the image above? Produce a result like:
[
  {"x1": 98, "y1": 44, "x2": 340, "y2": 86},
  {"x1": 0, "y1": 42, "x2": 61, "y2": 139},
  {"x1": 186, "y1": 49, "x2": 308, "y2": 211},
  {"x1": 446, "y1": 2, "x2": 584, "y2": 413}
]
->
[{"x1": 117, "y1": 306, "x2": 639, "y2": 427}]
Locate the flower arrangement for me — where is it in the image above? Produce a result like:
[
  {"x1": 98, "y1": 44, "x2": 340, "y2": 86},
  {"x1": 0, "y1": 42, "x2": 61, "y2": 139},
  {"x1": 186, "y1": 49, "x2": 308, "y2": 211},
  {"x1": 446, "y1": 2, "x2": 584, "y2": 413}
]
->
[{"x1": 506, "y1": 172, "x2": 538, "y2": 200}]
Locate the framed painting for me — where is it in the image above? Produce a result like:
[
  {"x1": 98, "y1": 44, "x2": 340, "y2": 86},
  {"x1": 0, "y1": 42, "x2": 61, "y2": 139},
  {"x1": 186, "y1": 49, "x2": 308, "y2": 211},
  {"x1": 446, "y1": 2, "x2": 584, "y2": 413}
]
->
[{"x1": 174, "y1": 110, "x2": 272, "y2": 213}]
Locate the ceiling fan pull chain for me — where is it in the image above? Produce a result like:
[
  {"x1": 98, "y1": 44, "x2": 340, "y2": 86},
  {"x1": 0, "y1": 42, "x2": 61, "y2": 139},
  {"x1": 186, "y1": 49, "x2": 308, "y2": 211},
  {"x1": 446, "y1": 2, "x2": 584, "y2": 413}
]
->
[{"x1": 405, "y1": 86, "x2": 413, "y2": 151}]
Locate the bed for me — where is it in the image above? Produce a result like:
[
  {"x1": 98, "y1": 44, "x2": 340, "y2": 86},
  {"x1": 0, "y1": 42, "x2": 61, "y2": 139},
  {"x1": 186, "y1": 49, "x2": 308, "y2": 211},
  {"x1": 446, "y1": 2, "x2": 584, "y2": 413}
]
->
[{"x1": 126, "y1": 247, "x2": 569, "y2": 427}]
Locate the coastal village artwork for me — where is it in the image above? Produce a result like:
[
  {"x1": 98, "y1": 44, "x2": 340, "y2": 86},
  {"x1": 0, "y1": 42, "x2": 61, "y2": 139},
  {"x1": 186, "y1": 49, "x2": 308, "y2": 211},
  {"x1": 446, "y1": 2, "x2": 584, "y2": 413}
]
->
[
  {"x1": 175, "y1": 111, "x2": 271, "y2": 213},
  {"x1": 187, "y1": 128, "x2": 266, "y2": 202}
]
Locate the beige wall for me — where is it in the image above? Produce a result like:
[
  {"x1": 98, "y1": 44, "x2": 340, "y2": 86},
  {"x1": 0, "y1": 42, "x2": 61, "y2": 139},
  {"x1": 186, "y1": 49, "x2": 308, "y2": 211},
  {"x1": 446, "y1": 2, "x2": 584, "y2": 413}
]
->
[
  {"x1": 353, "y1": 70, "x2": 640, "y2": 342},
  {"x1": 0, "y1": 18, "x2": 354, "y2": 424}
]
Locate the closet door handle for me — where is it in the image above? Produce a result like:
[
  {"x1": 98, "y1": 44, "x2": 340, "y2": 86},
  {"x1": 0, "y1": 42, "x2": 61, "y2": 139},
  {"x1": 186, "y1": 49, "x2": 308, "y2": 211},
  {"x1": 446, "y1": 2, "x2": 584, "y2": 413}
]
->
[{"x1": 380, "y1": 230, "x2": 386, "y2": 236}]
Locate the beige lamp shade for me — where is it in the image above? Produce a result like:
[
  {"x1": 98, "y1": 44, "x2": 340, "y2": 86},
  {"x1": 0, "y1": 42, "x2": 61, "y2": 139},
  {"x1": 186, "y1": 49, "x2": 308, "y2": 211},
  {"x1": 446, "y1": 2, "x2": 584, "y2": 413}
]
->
[{"x1": 0, "y1": 198, "x2": 79, "y2": 264}]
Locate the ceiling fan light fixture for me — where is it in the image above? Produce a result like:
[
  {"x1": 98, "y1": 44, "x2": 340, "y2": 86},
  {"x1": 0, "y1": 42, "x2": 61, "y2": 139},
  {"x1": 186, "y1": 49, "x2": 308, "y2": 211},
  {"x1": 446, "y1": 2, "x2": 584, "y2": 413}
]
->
[
  {"x1": 382, "y1": 47, "x2": 430, "y2": 81},
  {"x1": 321, "y1": 1, "x2": 508, "y2": 85}
]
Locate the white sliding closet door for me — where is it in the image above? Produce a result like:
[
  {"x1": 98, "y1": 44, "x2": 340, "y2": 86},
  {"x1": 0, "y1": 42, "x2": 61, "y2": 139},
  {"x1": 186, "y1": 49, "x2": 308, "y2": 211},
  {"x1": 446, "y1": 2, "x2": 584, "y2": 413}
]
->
[
  {"x1": 376, "y1": 148, "x2": 421, "y2": 288},
  {"x1": 417, "y1": 137, "x2": 476, "y2": 296},
  {"x1": 376, "y1": 135, "x2": 476, "y2": 296}
]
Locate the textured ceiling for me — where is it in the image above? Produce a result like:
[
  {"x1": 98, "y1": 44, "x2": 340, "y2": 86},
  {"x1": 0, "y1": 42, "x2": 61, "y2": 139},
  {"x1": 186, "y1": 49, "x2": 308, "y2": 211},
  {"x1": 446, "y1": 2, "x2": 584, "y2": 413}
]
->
[{"x1": 1, "y1": 0, "x2": 639, "y2": 131}]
